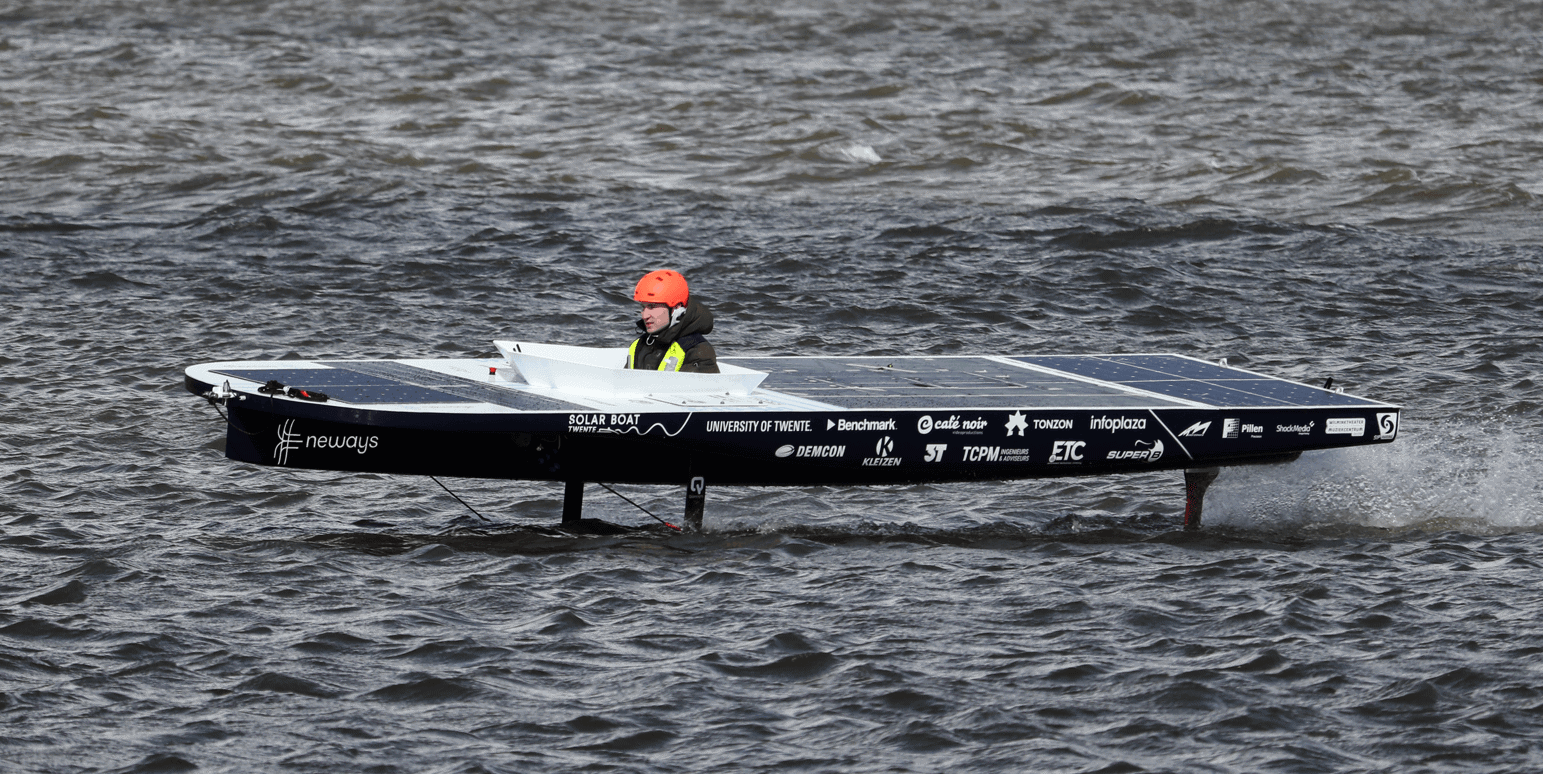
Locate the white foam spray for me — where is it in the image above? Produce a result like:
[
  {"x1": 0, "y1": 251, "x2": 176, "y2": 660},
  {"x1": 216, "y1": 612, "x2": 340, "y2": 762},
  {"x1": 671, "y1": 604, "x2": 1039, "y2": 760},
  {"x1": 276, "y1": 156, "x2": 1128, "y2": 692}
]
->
[{"x1": 1206, "y1": 419, "x2": 1543, "y2": 534}]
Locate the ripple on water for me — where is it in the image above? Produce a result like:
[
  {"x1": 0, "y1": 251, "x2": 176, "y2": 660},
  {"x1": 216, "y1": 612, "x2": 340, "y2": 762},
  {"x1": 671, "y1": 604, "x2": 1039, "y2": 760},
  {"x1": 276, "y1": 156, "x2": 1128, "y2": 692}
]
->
[{"x1": 4, "y1": 2, "x2": 1543, "y2": 772}]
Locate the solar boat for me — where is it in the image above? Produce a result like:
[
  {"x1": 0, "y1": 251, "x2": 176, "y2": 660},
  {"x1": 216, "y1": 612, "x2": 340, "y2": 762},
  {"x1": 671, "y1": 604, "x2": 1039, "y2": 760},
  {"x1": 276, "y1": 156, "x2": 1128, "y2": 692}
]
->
[{"x1": 185, "y1": 342, "x2": 1401, "y2": 530}]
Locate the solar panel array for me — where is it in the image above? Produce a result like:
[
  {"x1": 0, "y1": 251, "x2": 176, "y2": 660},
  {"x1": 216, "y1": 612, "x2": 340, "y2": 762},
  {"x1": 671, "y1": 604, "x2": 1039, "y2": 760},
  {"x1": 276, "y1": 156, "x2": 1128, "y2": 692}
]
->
[
  {"x1": 214, "y1": 355, "x2": 1387, "y2": 411},
  {"x1": 731, "y1": 356, "x2": 1190, "y2": 409},
  {"x1": 214, "y1": 362, "x2": 574, "y2": 411},
  {"x1": 1014, "y1": 355, "x2": 1383, "y2": 408},
  {"x1": 210, "y1": 367, "x2": 454, "y2": 403}
]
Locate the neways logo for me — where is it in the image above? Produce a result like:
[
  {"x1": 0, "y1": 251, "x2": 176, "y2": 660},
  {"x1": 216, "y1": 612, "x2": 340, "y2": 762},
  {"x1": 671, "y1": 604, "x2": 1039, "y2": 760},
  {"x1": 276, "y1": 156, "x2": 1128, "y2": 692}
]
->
[{"x1": 273, "y1": 419, "x2": 379, "y2": 466}]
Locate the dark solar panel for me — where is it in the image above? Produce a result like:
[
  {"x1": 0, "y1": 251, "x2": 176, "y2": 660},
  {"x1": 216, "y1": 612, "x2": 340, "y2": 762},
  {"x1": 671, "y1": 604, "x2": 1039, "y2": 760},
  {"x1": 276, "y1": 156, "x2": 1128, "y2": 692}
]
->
[
  {"x1": 213, "y1": 368, "x2": 397, "y2": 388},
  {"x1": 213, "y1": 363, "x2": 583, "y2": 410},
  {"x1": 216, "y1": 355, "x2": 1385, "y2": 412},
  {"x1": 1123, "y1": 380, "x2": 1295, "y2": 407},
  {"x1": 320, "y1": 361, "x2": 582, "y2": 411},
  {"x1": 1014, "y1": 355, "x2": 1385, "y2": 408},
  {"x1": 214, "y1": 367, "x2": 476, "y2": 405},
  {"x1": 1103, "y1": 354, "x2": 1242, "y2": 380},
  {"x1": 1017, "y1": 355, "x2": 1160, "y2": 383},
  {"x1": 729, "y1": 356, "x2": 1196, "y2": 409}
]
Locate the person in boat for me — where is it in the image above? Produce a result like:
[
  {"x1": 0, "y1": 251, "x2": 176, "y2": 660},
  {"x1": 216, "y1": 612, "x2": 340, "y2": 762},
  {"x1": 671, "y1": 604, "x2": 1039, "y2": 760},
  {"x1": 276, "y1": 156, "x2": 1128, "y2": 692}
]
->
[{"x1": 628, "y1": 269, "x2": 720, "y2": 373}]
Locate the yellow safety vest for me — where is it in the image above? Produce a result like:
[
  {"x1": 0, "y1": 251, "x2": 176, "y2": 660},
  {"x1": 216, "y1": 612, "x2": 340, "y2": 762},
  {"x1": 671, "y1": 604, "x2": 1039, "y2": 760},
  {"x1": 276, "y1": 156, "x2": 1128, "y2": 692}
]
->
[{"x1": 628, "y1": 339, "x2": 687, "y2": 371}]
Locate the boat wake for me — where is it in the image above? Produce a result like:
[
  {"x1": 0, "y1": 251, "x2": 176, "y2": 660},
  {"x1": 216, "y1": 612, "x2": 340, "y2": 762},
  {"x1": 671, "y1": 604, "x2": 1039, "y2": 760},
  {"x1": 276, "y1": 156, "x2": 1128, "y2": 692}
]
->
[{"x1": 1207, "y1": 419, "x2": 1543, "y2": 535}]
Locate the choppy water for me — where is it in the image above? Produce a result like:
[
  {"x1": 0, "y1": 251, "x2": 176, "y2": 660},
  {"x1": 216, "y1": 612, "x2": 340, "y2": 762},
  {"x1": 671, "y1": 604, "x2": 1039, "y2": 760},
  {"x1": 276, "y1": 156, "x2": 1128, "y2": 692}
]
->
[{"x1": 4, "y1": 2, "x2": 1543, "y2": 772}]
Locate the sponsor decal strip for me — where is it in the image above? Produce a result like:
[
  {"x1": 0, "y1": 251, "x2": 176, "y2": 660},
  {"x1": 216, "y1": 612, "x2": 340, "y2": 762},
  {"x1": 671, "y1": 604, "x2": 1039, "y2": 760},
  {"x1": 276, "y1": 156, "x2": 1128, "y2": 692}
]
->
[
  {"x1": 1143, "y1": 410, "x2": 1195, "y2": 461},
  {"x1": 709, "y1": 419, "x2": 814, "y2": 433},
  {"x1": 272, "y1": 418, "x2": 381, "y2": 466},
  {"x1": 775, "y1": 444, "x2": 846, "y2": 459},
  {"x1": 1105, "y1": 439, "x2": 1164, "y2": 462},
  {"x1": 829, "y1": 418, "x2": 898, "y2": 432},
  {"x1": 568, "y1": 413, "x2": 694, "y2": 437},
  {"x1": 1325, "y1": 417, "x2": 1366, "y2": 436},
  {"x1": 1048, "y1": 440, "x2": 1085, "y2": 463},
  {"x1": 862, "y1": 435, "x2": 901, "y2": 466},
  {"x1": 1375, "y1": 412, "x2": 1398, "y2": 440},
  {"x1": 916, "y1": 414, "x2": 990, "y2": 434},
  {"x1": 1089, "y1": 415, "x2": 1148, "y2": 432}
]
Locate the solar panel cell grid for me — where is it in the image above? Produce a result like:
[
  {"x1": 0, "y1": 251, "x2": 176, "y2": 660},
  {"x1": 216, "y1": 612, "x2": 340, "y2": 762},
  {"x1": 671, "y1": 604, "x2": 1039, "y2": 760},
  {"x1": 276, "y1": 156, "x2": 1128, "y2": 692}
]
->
[
  {"x1": 214, "y1": 368, "x2": 476, "y2": 405},
  {"x1": 743, "y1": 356, "x2": 1195, "y2": 409},
  {"x1": 213, "y1": 355, "x2": 1387, "y2": 412},
  {"x1": 1014, "y1": 355, "x2": 1383, "y2": 408},
  {"x1": 214, "y1": 368, "x2": 398, "y2": 388}
]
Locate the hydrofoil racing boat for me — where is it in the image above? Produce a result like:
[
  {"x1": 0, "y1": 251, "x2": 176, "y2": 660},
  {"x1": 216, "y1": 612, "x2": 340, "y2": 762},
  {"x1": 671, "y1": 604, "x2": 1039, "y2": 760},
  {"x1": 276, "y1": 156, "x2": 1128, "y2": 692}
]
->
[{"x1": 185, "y1": 342, "x2": 1400, "y2": 530}]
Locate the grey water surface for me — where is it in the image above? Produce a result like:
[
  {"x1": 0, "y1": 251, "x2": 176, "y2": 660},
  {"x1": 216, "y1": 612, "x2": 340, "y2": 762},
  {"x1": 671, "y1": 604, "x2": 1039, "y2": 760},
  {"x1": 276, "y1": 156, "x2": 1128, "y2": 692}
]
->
[{"x1": 4, "y1": 2, "x2": 1543, "y2": 772}]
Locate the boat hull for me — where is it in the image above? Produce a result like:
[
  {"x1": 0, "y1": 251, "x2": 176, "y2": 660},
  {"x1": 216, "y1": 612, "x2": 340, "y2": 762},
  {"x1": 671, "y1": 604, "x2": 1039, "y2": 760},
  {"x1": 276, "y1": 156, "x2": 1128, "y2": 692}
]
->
[{"x1": 187, "y1": 350, "x2": 1399, "y2": 487}]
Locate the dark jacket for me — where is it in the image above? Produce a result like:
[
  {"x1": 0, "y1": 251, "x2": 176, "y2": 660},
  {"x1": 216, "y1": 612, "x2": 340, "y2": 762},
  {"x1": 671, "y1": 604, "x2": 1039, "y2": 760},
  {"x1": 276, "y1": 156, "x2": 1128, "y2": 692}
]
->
[{"x1": 628, "y1": 300, "x2": 719, "y2": 373}]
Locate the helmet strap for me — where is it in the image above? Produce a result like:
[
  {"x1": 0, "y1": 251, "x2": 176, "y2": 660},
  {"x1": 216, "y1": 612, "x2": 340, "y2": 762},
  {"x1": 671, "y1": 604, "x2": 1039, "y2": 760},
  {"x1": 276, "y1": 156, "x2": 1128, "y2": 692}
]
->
[{"x1": 669, "y1": 306, "x2": 687, "y2": 327}]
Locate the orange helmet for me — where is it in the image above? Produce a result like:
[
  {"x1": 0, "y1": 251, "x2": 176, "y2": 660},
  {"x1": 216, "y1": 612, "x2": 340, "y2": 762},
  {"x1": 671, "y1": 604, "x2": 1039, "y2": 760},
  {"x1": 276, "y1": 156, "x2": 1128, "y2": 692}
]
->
[{"x1": 633, "y1": 269, "x2": 689, "y2": 308}]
